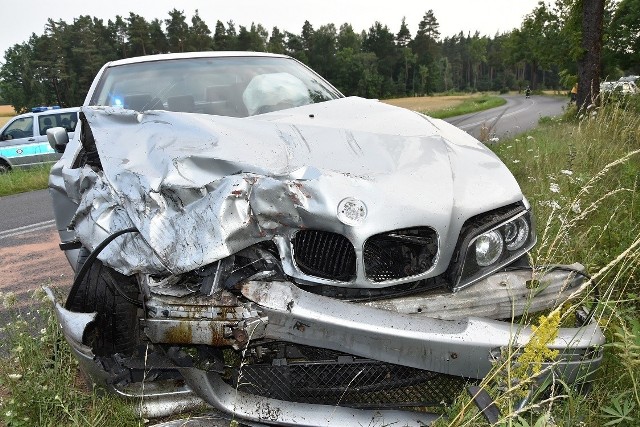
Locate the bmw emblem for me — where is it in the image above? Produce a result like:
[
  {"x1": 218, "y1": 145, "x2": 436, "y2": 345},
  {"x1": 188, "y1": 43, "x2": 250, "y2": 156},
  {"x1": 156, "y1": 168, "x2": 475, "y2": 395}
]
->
[{"x1": 337, "y1": 197, "x2": 367, "y2": 226}]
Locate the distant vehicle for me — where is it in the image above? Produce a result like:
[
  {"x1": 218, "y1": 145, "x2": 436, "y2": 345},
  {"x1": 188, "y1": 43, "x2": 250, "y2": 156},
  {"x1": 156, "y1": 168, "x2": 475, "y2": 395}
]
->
[
  {"x1": 0, "y1": 106, "x2": 79, "y2": 173},
  {"x1": 618, "y1": 75, "x2": 639, "y2": 83},
  {"x1": 600, "y1": 80, "x2": 638, "y2": 95}
]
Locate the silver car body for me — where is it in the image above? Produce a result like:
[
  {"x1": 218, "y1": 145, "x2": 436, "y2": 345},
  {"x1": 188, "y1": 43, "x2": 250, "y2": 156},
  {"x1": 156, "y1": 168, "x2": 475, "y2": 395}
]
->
[{"x1": 47, "y1": 52, "x2": 604, "y2": 426}]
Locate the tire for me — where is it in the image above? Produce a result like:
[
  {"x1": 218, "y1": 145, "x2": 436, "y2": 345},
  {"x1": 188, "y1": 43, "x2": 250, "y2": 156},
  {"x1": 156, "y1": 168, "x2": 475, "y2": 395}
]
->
[
  {"x1": 66, "y1": 248, "x2": 141, "y2": 356},
  {"x1": 0, "y1": 161, "x2": 10, "y2": 174}
]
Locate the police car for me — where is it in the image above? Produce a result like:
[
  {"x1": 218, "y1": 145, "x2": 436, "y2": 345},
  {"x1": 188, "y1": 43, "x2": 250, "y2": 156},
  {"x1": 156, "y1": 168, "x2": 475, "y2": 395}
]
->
[{"x1": 0, "y1": 106, "x2": 79, "y2": 173}]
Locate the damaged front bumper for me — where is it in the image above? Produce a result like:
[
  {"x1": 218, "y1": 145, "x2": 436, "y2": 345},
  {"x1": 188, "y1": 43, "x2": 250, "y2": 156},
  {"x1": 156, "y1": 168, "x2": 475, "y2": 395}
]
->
[{"x1": 46, "y1": 265, "x2": 605, "y2": 426}]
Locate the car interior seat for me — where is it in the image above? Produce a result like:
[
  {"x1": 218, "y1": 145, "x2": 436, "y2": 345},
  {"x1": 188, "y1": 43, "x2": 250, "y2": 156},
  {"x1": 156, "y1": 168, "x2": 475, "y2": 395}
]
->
[{"x1": 167, "y1": 95, "x2": 196, "y2": 113}]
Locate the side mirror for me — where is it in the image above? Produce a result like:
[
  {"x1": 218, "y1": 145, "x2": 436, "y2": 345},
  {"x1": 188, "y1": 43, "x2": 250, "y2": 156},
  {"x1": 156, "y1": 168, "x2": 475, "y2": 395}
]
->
[{"x1": 47, "y1": 127, "x2": 69, "y2": 153}]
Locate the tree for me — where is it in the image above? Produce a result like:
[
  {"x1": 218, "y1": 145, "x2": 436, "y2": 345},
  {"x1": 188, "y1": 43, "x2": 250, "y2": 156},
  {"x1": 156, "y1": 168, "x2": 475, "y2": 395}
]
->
[
  {"x1": 609, "y1": 0, "x2": 640, "y2": 72},
  {"x1": 309, "y1": 24, "x2": 338, "y2": 79},
  {"x1": 109, "y1": 15, "x2": 128, "y2": 58},
  {"x1": 363, "y1": 22, "x2": 397, "y2": 79},
  {"x1": 301, "y1": 20, "x2": 314, "y2": 52},
  {"x1": 285, "y1": 32, "x2": 308, "y2": 63},
  {"x1": 237, "y1": 23, "x2": 268, "y2": 51},
  {"x1": 411, "y1": 10, "x2": 441, "y2": 93},
  {"x1": 165, "y1": 9, "x2": 189, "y2": 52},
  {"x1": 213, "y1": 21, "x2": 230, "y2": 50},
  {"x1": 577, "y1": 0, "x2": 605, "y2": 109},
  {"x1": 0, "y1": 41, "x2": 42, "y2": 112},
  {"x1": 188, "y1": 10, "x2": 212, "y2": 51},
  {"x1": 396, "y1": 17, "x2": 412, "y2": 47},
  {"x1": 148, "y1": 19, "x2": 169, "y2": 54},
  {"x1": 126, "y1": 13, "x2": 150, "y2": 56},
  {"x1": 267, "y1": 27, "x2": 286, "y2": 54},
  {"x1": 337, "y1": 23, "x2": 361, "y2": 51}
]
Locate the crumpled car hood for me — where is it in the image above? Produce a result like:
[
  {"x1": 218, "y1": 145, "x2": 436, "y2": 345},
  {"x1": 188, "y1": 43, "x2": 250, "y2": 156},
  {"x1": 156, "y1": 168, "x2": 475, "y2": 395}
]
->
[{"x1": 67, "y1": 96, "x2": 522, "y2": 277}]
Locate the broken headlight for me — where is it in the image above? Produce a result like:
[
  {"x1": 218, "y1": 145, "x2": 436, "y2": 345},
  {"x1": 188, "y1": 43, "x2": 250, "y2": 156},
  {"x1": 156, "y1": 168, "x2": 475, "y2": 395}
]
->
[{"x1": 449, "y1": 201, "x2": 536, "y2": 291}]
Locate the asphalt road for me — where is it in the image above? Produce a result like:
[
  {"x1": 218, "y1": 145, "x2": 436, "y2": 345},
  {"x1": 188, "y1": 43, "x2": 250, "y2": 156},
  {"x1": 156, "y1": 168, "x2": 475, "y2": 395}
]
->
[{"x1": 444, "y1": 94, "x2": 566, "y2": 140}]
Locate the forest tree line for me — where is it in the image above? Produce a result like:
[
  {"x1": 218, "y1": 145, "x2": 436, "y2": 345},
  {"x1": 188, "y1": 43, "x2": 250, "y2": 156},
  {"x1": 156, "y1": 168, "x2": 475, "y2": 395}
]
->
[{"x1": 0, "y1": 0, "x2": 638, "y2": 113}]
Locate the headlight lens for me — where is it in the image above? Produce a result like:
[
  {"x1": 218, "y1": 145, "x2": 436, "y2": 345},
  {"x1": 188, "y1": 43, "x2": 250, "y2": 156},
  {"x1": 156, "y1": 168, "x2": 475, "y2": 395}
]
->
[
  {"x1": 504, "y1": 216, "x2": 529, "y2": 250},
  {"x1": 449, "y1": 204, "x2": 536, "y2": 291},
  {"x1": 475, "y1": 230, "x2": 503, "y2": 266}
]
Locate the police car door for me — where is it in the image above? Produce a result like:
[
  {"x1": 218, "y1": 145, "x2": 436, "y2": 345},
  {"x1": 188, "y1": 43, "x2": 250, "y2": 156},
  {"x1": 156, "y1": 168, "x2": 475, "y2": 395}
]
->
[{"x1": 0, "y1": 115, "x2": 37, "y2": 169}]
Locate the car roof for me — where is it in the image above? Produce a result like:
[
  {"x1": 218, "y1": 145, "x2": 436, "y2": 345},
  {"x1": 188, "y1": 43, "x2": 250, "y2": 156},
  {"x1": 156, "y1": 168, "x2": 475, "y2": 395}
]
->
[
  {"x1": 10, "y1": 107, "x2": 80, "y2": 121},
  {"x1": 104, "y1": 51, "x2": 290, "y2": 68}
]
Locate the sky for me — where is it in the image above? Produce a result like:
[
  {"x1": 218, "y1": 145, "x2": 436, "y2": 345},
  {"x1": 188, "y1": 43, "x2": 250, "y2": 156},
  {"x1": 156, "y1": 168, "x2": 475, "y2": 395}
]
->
[{"x1": 0, "y1": 0, "x2": 541, "y2": 57}]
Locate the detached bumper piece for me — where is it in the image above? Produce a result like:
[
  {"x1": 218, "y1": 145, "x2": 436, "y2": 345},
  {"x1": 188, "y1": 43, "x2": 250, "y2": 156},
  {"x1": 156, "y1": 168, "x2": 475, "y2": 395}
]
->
[
  {"x1": 223, "y1": 345, "x2": 470, "y2": 409},
  {"x1": 47, "y1": 265, "x2": 605, "y2": 427}
]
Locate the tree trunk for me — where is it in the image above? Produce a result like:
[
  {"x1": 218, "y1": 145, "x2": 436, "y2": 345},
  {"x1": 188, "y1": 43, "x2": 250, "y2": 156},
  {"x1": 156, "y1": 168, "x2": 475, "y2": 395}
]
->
[{"x1": 577, "y1": 0, "x2": 604, "y2": 110}]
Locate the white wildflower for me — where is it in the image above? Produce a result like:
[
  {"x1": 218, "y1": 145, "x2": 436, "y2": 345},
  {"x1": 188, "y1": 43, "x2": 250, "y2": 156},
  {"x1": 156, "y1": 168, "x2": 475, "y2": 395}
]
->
[
  {"x1": 507, "y1": 145, "x2": 513, "y2": 148},
  {"x1": 512, "y1": 160, "x2": 521, "y2": 164},
  {"x1": 2, "y1": 292, "x2": 16, "y2": 308},
  {"x1": 550, "y1": 200, "x2": 561, "y2": 210},
  {"x1": 515, "y1": 139, "x2": 520, "y2": 142},
  {"x1": 7, "y1": 374, "x2": 22, "y2": 380},
  {"x1": 489, "y1": 137, "x2": 499, "y2": 142},
  {"x1": 571, "y1": 202, "x2": 582, "y2": 214},
  {"x1": 550, "y1": 182, "x2": 560, "y2": 193},
  {"x1": 527, "y1": 136, "x2": 534, "y2": 140},
  {"x1": 560, "y1": 169, "x2": 573, "y2": 176},
  {"x1": 527, "y1": 149, "x2": 534, "y2": 152}
]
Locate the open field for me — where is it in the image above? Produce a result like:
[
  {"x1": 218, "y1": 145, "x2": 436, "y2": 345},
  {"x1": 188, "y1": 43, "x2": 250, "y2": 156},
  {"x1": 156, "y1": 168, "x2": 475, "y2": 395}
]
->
[
  {"x1": 0, "y1": 105, "x2": 15, "y2": 126},
  {"x1": 383, "y1": 94, "x2": 506, "y2": 119},
  {"x1": 0, "y1": 105, "x2": 15, "y2": 116},
  {"x1": 383, "y1": 95, "x2": 472, "y2": 113}
]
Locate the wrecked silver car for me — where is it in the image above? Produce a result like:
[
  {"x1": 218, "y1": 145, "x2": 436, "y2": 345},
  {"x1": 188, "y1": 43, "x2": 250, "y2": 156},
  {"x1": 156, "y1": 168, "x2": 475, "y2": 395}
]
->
[{"x1": 47, "y1": 52, "x2": 604, "y2": 426}]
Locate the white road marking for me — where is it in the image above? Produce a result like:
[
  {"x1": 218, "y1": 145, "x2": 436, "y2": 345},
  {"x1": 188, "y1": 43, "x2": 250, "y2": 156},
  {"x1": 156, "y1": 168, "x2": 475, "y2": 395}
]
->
[
  {"x1": 457, "y1": 100, "x2": 535, "y2": 129},
  {"x1": 0, "y1": 220, "x2": 56, "y2": 240}
]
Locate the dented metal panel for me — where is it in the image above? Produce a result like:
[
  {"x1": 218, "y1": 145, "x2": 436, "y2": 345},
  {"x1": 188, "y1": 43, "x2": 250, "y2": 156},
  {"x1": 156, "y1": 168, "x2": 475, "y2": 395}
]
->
[
  {"x1": 64, "y1": 97, "x2": 522, "y2": 286},
  {"x1": 240, "y1": 280, "x2": 605, "y2": 381}
]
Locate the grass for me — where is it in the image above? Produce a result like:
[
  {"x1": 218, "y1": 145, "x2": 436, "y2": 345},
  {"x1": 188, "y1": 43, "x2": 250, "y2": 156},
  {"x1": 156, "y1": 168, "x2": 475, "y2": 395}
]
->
[
  {"x1": 0, "y1": 165, "x2": 52, "y2": 197},
  {"x1": 383, "y1": 93, "x2": 507, "y2": 118},
  {"x1": 0, "y1": 290, "x2": 140, "y2": 426},
  {"x1": 434, "y1": 100, "x2": 640, "y2": 426},
  {"x1": 428, "y1": 95, "x2": 507, "y2": 119}
]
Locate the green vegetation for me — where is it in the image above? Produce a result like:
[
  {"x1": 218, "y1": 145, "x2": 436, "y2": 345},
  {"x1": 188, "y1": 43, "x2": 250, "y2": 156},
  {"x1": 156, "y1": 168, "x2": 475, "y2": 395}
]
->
[
  {"x1": 0, "y1": 290, "x2": 140, "y2": 426},
  {"x1": 428, "y1": 95, "x2": 506, "y2": 119},
  {"x1": 0, "y1": 165, "x2": 51, "y2": 197},
  {"x1": 0, "y1": 2, "x2": 637, "y2": 112},
  {"x1": 433, "y1": 101, "x2": 640, "y2": 426}
]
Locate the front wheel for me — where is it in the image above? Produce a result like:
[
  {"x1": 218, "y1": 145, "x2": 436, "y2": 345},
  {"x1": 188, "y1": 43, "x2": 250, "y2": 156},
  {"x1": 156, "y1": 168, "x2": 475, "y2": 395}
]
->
[{"x1": 65, "y1": 248, "x2": 141, "y2": 356}]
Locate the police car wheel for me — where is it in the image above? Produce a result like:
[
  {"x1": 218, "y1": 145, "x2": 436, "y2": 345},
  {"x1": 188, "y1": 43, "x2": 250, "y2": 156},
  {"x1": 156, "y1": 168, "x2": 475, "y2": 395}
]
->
[{"x1": 0, "y1": 162, "x2": 9, "y2": 174}]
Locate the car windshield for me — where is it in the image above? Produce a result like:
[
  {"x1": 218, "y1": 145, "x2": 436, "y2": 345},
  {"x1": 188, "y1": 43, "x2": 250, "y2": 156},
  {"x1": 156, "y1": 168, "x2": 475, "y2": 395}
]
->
[{"x1": 89, "y1": 56, "x2": 343, "y2": 117}]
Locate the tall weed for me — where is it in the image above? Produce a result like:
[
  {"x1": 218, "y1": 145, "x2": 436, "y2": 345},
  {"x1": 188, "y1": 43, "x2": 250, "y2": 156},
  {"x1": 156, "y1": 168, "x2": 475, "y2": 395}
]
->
[{"x1": 0, "y1": 289, "x2": 140, "y2": 427}]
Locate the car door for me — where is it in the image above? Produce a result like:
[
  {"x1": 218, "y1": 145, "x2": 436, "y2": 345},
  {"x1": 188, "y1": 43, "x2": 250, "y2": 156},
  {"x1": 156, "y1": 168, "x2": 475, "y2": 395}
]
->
[
  {"x1": 36, "y1": 112, "x2": 67, "y2": 162},
  {"x1": 0, "y1": 115, "x2": 37, "y2": 168}
]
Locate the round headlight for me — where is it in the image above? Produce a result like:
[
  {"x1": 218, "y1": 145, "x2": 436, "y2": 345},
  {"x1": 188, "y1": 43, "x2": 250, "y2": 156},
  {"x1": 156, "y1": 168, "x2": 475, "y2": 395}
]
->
[
  {"x1": 475, "y1": 230, "x2": 504, "y2": 266},
  {"x1": 503, "y1": 217, "x2": 529, "y2": 250}
]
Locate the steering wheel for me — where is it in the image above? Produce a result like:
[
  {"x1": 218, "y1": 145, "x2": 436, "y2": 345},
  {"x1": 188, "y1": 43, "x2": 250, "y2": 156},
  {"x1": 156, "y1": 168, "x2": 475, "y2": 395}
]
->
[{"x1": 6, "y1": 129, "x2": 26, "y2": 139}]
